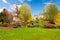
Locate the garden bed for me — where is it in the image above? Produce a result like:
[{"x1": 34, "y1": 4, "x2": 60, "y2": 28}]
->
[{"x1": 0, "y1": 27, "x2": 20, "y2": 30}]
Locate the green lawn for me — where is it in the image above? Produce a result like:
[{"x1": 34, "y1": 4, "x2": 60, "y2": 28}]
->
[{"x1": 0, "y1": 28, "x2": 60, "y2": 40}]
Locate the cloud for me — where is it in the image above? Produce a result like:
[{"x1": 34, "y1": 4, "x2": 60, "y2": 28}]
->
[
  {"x1": 11, "y1": 4, "x2": 22, "y2": 9},
  {"x1": 0, "y1": 9, "x2": 3, "y2": 12},
  {"x1": 2, "y1": 0, "x2": 32, "y2": 4},
  {"x1": 11, "y1": 4, "x2": 22, "y2": 12},
  {"x1": 2, "y1": 0, "x2": 8, "y2": 3},
  {"x1": 18, "y1": 0, "x2": 32, "y2": 3},
  {"x1": 18, "y1": 0, "x2": 25, "y2": 3},
  {"x1": 43, "y1": 0, "x2": 53, "y2": 5},
  {"x1": 44, "y1": 2, "x2": 52, "y2": 5},
  {"x1": 2, "y1": 0, "x2": 10, "y2": 4},
  {"x1": 18, "y1": 5, "x2": 22, "y2": 8}
]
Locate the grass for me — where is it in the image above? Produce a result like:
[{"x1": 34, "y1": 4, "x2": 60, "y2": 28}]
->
[{"x1": 0, "y1": 28, "x2": 60, "y2": 40}]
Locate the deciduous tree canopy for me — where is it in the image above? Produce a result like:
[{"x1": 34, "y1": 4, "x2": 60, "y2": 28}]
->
[
  {"x1": 43, "y1": 4, "x2": 58, "y2": 24},
  {"x1": 19, "y1": 4, "x2": 33, "y2": 22}
]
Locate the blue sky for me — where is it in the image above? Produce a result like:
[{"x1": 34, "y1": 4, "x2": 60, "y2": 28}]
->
[{"x1": 0, "y1": 0, "x2": 60, "y2": 16}]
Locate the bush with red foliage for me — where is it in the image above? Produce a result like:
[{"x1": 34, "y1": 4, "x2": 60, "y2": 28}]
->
[
  {"x1": 3, "y1": 23, "x2": 9, "y2": 27},
  {"x1": 12, "y1": 20, "x2": 16, "y2": 22},
  {"x1": 44, "y1": 23, "x2": 53, "y2": 28}
]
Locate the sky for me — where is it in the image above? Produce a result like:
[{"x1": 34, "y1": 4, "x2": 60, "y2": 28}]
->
[{"x1": 0, "y1": 0, "x2": 60, "y2": 16}]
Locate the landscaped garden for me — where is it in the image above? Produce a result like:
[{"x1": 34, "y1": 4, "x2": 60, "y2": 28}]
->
[
  {"x1": 0, "y1": 2, "x2": 60, "y2": 40},
  {"x1": 0, "y1": 3, "x2": 60, "y2": 28}
]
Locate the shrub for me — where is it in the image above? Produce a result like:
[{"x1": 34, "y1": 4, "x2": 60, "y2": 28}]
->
[
  {"x1": 12, "y1": 20, "x2": 16, "y2": 23},
  {"x1": 29, "y1": 21, "x2": 41, "y2": 28},
  {"x1": 12, "y1": 22, "x2": 21, "y2": 28},
  {"x1": 44, "y1": 23, "x2": 53, "y2": 28},
  {"x1": 19, "y1": 20, "x2": 25, "y2": 26},
  {"x1": 27, "y1": 23, "x2": 32, "y2": 27},
  {"x1": 0, "y1": 22, "x2": 3, "y2": 26},
  {"x1": 34, "y1": 20, "x2": 48, "y2": 28},
  {"x1": 54, "y1": 24, "x2": 60, "y2": 29},
  {"x1": 3, "y1": 23, "x2": 9, "y2": 27}
]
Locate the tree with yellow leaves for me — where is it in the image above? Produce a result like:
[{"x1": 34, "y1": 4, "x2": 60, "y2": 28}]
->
[
  {"x1": 19, "y1": 4, "x2": 34, "y2": 24},
  {"x1": 54, "y1": 11, "x2": 60, "y2": 25}
]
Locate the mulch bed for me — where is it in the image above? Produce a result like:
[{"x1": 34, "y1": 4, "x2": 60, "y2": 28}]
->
[{"x1": 0, "y1": 27, "x2": 20, "y2": 30}]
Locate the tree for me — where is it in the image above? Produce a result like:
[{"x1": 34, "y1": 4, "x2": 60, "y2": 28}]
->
[
  {"x1": 19, "y1": 4, "x2": 33, "y2": 24},
  {"x1": 54, "y1": 11, "x2": 60, "y2": 25},
  {"x1": 2, "y1": 8, "x2": 13, "y2": 23},
  {"x1": 43, "y1": 4, "x2": 58, "y2": 24},
  {"x1": 0, "y1": 12, "x2": 3, "y2": 23},
  {"x1": 12, "y1": 4, "x2": 19, "y2": 17}
]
